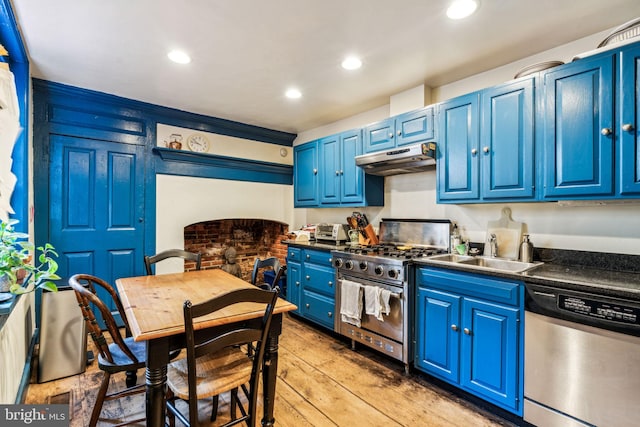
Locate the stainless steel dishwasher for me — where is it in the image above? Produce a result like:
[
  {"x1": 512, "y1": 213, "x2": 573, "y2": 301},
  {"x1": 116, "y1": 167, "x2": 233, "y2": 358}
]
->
[{"x1": 524, "y1": 282, "x2": 640, "y2": 427}]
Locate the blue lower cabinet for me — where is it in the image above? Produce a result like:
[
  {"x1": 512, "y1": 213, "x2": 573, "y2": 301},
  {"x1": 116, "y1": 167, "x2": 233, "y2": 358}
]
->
[
  {"x1": 415, "y1": 267, "x2": 523, "y2": 416},
  {"x1": 287, "y1": 245, "x2": 336, "y2": 330},
  {"x1": 302, "y1": 290, "x2": 335, "y2": 330}
]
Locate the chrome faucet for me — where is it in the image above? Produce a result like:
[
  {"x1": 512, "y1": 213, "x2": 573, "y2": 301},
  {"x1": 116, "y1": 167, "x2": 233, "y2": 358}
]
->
[{"x1": 489, "y1": 234, "x2": 498, "y2": 257}]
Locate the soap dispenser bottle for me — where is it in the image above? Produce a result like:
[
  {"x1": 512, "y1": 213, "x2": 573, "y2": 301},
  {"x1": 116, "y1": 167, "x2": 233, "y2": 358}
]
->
[
  {"x1": 450, "y1": 224, "x2": 461, "y2": 252},
  {"x1": 520, "y1": 234, "x2": 533, "y2": 263}
]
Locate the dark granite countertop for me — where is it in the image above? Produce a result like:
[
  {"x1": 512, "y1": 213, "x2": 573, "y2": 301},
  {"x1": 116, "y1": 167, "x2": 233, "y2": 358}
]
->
[
  {"x1": 416, "y1": 248, "x2": 640, "y2": 302},
  {"x1": 284, "y1": 240, "x2": 347, "y2": 252}
]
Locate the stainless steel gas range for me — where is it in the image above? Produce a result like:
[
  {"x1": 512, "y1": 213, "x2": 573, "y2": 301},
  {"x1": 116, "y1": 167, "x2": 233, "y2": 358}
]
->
[{"x1": 331, "y1": 219, "x2": 451, "y2": 373}]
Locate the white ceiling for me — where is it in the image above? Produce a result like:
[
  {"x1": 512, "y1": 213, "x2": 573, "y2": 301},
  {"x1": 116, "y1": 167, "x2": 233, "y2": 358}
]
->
[{"x1": 11, "y1": 0, "x2": 640, "y2": 135}]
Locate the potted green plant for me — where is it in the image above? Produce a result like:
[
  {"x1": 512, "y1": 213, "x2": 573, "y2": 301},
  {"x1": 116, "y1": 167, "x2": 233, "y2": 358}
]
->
[{"x1": 0, "y1": 219, "x2": 60, "y2": 297}]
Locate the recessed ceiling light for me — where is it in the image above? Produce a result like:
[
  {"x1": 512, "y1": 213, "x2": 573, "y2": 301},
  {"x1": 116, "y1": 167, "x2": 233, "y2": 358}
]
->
[
  {"x1": 447, "y1": 0, "x2": 478, "y2": 20},
  {"x1": 285, "y1": 88, "x2": 302, "y2": 99},
  {"x1": 167, "y1": 50, "x2": 191, "y2": 64},
  {"x1": 341, "y1": 56, "x2": 362, "y2": 70}
]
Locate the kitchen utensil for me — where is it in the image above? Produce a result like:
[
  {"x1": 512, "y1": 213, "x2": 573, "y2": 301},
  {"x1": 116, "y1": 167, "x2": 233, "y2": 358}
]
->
[
  {"x1": 347, "y1": 217, "x2": 358, "y2": 230},
  {"x1": 483, "y1": 207, "x2": 523, "y2": 260},
  {"x1": 363, "y1": 224, "x2": 379, "y2": 245}
]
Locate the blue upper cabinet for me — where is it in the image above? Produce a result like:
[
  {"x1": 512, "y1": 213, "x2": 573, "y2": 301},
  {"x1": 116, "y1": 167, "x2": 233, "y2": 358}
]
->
[
  {"x1": 437, "y1": 92, "x2": 480, "y2": 201},
  {"x1": 437, "y1": 79, "x2": 536, "y2": 203},
  {"x1": 619, "y1": 44, "x2": 640, "y2": 196},
  {"x1": 296, "y1": 129, "x2": 383, "y2": 208},
  {"x1": 481, "y1": 78, "x2": 536, "y2": 200},
  {"x1": 364, "y1": 107, "x2": 434, "y2": 153},
  {"x1": 542, "y1": 54, "x2": 615, "y2": 199},
  {"x1": 293, "y1": 141, "x2": 319, "y2": 207}
]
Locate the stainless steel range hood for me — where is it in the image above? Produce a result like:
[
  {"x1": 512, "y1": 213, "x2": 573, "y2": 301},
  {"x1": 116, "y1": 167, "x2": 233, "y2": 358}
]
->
[{"x1": 355, "y1": 142, "x2": 436, "y2": 176}]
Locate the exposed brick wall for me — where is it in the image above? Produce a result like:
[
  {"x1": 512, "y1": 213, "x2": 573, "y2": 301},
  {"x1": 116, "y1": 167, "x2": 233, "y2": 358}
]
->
[{"x1": 184, "y1": 219, "x2": 289, "y2": 284}]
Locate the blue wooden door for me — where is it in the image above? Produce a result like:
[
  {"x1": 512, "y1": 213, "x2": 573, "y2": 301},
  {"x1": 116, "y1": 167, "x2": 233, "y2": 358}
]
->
[
  {"x1": 461, "y1": 298, "x2": 519, "y2": 413},
  {"x1": 437, "y1": 93, "x2": 480, "y2": 201},
  {"x1": 319, "y1": 134, "x2": 340, "y2": 204},
  {"x1": 286, "y1": 261, "x2": 301, "y2": 314},
  {"x1": 293, "y1": 141, "x2": 318, "y2": 207},
  {"x1": 49, "y1": 135, "x2": 145, "y2": 325},
  {"x1": 620, "y1": 45, "x2": 640, "y2": 195},
  {"x1": 340, "y1": 130, "x2": 364, "y2": 204},
  {"x1": 396, "y1": 107, "x2": 434, "y2": 146},
  {"x1": 363, "y1": 118, "x2": 395, "y2": 153},
  {"x1": 481, "y1": 78, "x2": 536, "y2": 200},
  {"x1": 542, "y1": 55, "x2": 615, "y2": 198},
  {"x1": 415, "y1": 287, "x2": 460, "y2": 383}
]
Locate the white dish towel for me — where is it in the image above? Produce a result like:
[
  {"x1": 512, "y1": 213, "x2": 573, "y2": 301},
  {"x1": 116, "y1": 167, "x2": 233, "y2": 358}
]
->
[
  {"x1": 364, "y1": 286, "x2": 393, "y2": 321},
  {"x1": 340, "y1": 279, "x2": 363, "y2": 327}
]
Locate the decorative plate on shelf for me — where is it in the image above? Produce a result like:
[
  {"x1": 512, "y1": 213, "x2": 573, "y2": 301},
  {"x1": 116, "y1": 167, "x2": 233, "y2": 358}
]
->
[{"x1": 186, "y1": 133, "x2": 210, "y2": 153}]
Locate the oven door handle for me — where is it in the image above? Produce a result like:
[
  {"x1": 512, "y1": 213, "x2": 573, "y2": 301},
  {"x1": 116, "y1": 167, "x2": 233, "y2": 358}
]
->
[{"x1": 390, "y1": 291, "x2": 402, "y2": 299}]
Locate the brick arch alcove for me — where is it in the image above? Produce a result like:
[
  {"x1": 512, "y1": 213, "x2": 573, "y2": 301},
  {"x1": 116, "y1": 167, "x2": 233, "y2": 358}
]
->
[{"x1": 183, "y1": 218, "x2": 289, "y2": 284}]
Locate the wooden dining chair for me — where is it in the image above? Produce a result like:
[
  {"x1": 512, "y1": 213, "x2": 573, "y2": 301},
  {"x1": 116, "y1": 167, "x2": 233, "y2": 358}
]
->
[
  {"x1": 250, "y1": 257, "x2": 281, "y2": 290},
  {"x1": 166, "y1": 287, "x2": 280, "y2": 427},
  {"x1": 144, "y1": 248, "x2": 202, "y2": 275},
  {"x1": 68, "y1": 274, "x2": 155, "y2": 427}
]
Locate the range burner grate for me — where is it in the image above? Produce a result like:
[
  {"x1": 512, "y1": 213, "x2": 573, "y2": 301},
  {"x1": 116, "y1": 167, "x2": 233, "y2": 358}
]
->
[{"x1": 344, "y1": 244, "x2": 445, "y2": 259}]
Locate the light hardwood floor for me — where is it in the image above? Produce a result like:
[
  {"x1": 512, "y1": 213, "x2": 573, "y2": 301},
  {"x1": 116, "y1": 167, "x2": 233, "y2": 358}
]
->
[{"x1": 25, "y1": 314, "x2": 516, "y2": 426}]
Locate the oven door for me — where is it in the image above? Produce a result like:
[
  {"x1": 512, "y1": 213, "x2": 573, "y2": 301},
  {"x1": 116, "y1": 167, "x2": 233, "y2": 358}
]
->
[{"x1": 336, "y1": 275, "x2": 404, "y2": 343}]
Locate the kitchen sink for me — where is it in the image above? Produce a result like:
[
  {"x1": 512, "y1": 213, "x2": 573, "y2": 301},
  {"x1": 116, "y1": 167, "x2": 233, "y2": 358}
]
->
[{"x1": 426, "y1": 253, "x2": 542, "y2": 274}]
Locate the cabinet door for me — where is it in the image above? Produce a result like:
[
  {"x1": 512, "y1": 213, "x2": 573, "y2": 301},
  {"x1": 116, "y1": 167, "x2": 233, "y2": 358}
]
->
[
  {"x1": 620, "y1": 45, "x2": 640, "y2": 195},
  {"x1": 460, "y1": 298, "x2": 519, "y2": 413},
  {"x1": 319, "y1": 134, "x2": 341, "y2": 204},
  {"x1": 542, "y1": 55, "x2": 615, "y2": 198},
  {"x1": 437, "y1": 93, "x2": 480, "y2": 201},
  {"x1": 481, "y1": 78, "x2": 536, "y2": 200},
  {"x1": 396, "y1": 107, "x2": 434, "y2": 146},
  {"x1": 303, "y1": 263, "x2": 335, "y2": 298},
  {"x1": 415, "y1": 287, "x2": 461, "y2": 383},
  {"x1": 293, "y1": 141, "x2": 319, "y2": 206},
  {"x1": 340, "y1": 130, "x2": 364, "y2": 204},
  {"x1": 302, "y1": 290, "x2": 335, "y2": 330},
  {"x1": 363, "y1": 118, "x2": 395, "y2": 153},
  {"x1": 286, "y1": 261, "x2": 301, "y2": 314}
]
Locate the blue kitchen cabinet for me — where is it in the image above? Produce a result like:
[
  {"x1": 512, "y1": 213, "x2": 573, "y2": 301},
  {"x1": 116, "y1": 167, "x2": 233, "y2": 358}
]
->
[
  {"x1": 285, "y1": 247, "x2": 302, "y2": 314},
  {"x1": 363, "y1": 107, "x2": 435, "y2": 153},
  {"x1": 319, "y1": 129, "x2": 375, "y2": 205},
  {"x1": 481, "y1": 78, "x2": 536, "y2": 200},
  {"x1": 437, "y1": 92, "x2": 480, "y2": 201},
  {"x1": 619, "y1": 44, "x2": 640, "y2": 196},
  {"x1": 287, "y1": 245, "x2": 336, "y2": 331},
  {"x1": 415, "y1": 267, "x2": 523, "y2": 415},
  {"x1": 542, "y1": 54, "x2": 615, "y2": 199},
  {"x1": 438, "y1": 78, "x2": 536, "y2": 203},
  {"x1": 294, "y1": 141, "x2": 319, "y2": 207}
]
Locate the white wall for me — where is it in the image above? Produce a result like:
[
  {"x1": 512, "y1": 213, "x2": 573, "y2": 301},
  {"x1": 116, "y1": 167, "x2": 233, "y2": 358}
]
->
[
  {"x1": 293, "y1": 29, "x2": 640, "y2": 255},
  {"x1": 155, "y1": 175, "x2": 293, "y2": 274}
]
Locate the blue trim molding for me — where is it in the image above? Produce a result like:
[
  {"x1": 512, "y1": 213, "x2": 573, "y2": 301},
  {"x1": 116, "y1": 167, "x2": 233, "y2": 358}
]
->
[{"x1": 154, "y1": 147, "x2": 292, "y2": 184}]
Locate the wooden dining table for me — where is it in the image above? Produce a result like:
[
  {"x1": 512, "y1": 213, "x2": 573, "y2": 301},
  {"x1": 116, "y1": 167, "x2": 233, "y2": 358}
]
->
[{"x1": 116, "y1": 268, "x2": 297, "y2": 427}]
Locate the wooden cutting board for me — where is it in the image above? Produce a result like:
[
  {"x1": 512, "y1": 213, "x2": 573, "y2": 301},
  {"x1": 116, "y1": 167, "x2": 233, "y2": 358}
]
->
[{"x1": 483, "y1": 207, "x2": 523, "y2": 260}]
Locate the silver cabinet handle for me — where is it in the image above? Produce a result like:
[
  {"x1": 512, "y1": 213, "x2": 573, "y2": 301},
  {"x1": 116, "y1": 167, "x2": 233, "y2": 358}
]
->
[
  {"x1": 305, "y1": 275, "x2": 310, "y2": 280},
  {"x1": 463, "y1": 328, "x2": 471, "y2": 335},
  {"x1": 328, "y1": 312, "x2": 333, "y2": 318},
  {"x1": 451, "y1": 324, "x2": 459, "y2": 331},
  {"x1": 389, "y1": 133, "x2": 394, "y2": 138},
  {"x1": 306, "y1": 254, "x2": 310, "y2": 260},
  {"x1": 335, "y1": 170, "x2": 340, "y2": 175},
  {"x1": 471, "y1": 148, "x2": 478, "y2": 155},
  {"x1": 397, "y1": 130, "x2": 402, "y2": 136},
  {"x1": 601, "y1": 128, "x2": 612, "y2": 136},
  {"x1": 483, "y1": 146, "x2": 489, "y2": 153},
  {"x1": 622, "y1": 123, "x2": 634, "y2": 132},
  {"x1": 295, "y1": 281, "x2": 300, "y2": 287},
  {"x1": 328, "y1": 281, "x2": 333, "y2": 287},
  {"x1": 340, "y1": 170, "x2": 343, "y2": 175},
  {"x1": 305, "y1": 303, "x2": 310, "y2": 309}
]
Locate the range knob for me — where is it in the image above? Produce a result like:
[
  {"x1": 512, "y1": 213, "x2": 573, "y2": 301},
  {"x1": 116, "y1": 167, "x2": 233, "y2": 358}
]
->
[
  {"x1": 374, "y1": 265, "x2": 384, "y2": 276},
  {"x1": 344, "y1": 260, "x2": 354, "y2": 270},
  {"x1": 333, "y1": 258, "x2": 343, "y2": 268},
  {"x1": 388, "y1": 269, "x2": 400, "y2": 279},
  {"x1": 359, "y1": 261, "x2": 368, "y2": 271}
]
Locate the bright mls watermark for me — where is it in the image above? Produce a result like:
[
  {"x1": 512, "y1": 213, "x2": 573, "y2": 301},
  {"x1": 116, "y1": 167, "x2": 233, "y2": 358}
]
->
[{"x1": 0, "y1": 405, "x2": 68, "y2": 426}]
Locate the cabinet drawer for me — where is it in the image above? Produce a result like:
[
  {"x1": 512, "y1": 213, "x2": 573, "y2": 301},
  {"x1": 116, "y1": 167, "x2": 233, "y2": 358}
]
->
[
  {"x1": 287, "y1": 247, "x2": 302, "y2": 262},
  {"x1": 303, "y1": 264, "x2": 336, "y2": 297},
  {"x1": 304, "y1": 249, "x2": 333, "y2": 266},
  {"x1": 417, "y1": 267, "x2": 521, "y2": 306},
  {"x1": 302, "y1": 291, "x2": 335, "y2": 330}
]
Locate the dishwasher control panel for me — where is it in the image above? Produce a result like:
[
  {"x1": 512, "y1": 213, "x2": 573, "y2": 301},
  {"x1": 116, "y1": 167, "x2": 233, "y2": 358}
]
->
[{"x1": 559, "y1": 295, "x2": 640, "y2": 326}]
